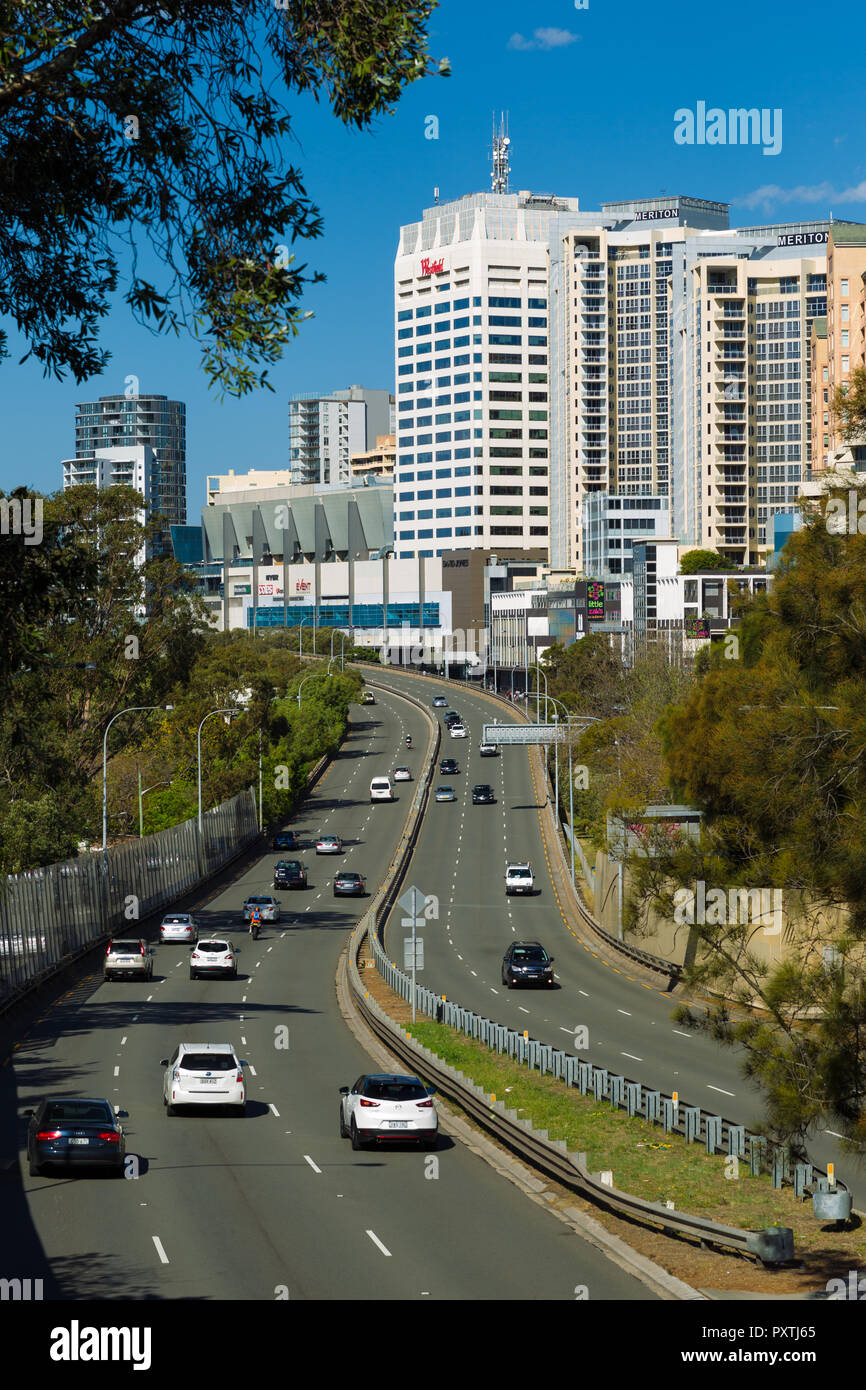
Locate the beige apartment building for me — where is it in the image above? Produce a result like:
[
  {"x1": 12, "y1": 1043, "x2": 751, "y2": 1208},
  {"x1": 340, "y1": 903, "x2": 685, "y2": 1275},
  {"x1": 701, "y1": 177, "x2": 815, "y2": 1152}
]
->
[
  {"x1": 815, "y1": 223, "x2": 866, "y2": 472},
  {"x1": 351, "y1": 434, "x2": 396, "y2": 480}
]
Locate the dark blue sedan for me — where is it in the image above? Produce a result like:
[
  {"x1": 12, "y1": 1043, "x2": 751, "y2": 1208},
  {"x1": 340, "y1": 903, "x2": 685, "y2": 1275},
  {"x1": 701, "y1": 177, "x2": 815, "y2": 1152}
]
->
[{"x1": 26, "y1": 1097, "x2": 125, "y2": 1177}]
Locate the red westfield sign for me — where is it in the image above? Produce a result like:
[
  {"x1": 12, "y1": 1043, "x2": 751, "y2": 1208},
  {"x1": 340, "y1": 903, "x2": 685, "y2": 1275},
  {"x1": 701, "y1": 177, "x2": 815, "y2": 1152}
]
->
[{"x1": 420, "y1": 257, "x2": 445, "y2": 276}]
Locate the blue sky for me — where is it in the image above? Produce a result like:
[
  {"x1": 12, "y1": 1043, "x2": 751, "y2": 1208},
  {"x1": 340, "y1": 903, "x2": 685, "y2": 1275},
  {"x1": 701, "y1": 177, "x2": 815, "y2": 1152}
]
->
[{"x1": 2, "y1": 0, "x2": 863, "y2": 517}]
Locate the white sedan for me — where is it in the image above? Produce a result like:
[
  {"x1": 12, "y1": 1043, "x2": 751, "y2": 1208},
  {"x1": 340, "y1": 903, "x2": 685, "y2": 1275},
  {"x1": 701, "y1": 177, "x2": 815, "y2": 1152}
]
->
[
  {"x1": 339, "y1": 1072, "x2": 438, "y2": 1149},
  {"x1": 449, "y1": 723, "x2": 467, "y2": 739},
  {"x1": 316, "y1": 834, "x2": 343, "y2": 854},
  {"x1": 393, "y1": 766, "x2": 412, "y2": 782}
]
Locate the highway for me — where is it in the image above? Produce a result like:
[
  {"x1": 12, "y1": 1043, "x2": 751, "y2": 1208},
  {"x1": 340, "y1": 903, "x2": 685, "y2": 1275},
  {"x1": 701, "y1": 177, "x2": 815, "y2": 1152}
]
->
[
  {"x1": 370, "y1": 667, "x2": 866, "y2": 1210},
  {"x1": 1, "y1": 688, "x2": 653, "y2": 1301}
]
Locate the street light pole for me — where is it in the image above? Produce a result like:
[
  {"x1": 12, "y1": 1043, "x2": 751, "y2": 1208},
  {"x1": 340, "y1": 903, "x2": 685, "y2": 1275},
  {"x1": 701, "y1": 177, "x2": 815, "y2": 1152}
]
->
[
  {"x1": 103, "y1": 705, "x2": 172, "y2": 852},
  {"x1": 197, "y1": 707, "x2": 238, "y2": 839},
  {"x1": 298, "y1": 616, "x2": 310, "y2": 658},
  {"x1": 138, "y1": 772, "x2": 172, "y2": 838}
]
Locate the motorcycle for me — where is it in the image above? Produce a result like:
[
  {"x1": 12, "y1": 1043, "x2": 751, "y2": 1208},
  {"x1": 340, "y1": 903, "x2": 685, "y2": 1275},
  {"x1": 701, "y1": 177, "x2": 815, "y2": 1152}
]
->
[
  {"x1": 250, "y1": 919, "x2": 261, "y2": 939},
  {"x1": 405, "y1": 736, "x2": 412, "y2": 749}
]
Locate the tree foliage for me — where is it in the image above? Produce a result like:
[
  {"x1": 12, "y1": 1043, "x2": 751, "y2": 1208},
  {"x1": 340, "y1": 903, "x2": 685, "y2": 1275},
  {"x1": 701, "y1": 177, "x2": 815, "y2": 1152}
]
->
[
  {"x1": 0, "y1": 0, "x2": 446, "y2": 394},
  {"x1": 831, "y1": 364, "x2": 866, "y2": 443},
  {"x1": 678, "y1": 548, "x2": 732, "y2": 574}
]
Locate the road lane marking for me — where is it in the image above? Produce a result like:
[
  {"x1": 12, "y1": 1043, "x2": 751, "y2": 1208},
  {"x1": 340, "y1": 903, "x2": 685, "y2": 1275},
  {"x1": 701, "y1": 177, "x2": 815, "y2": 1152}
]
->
[
  {"x1": 247, "y1": 1064, "x2": 257, "y2": 1076},
  {"x1": 366, "y1": 1230, "x2": 392, "y2": 1257},
  {"x1": 152, "y1": 1237, "x2": 169, "y2": 1264},
  {"x1": 617, "y1": 1009, "x2": 631, "y2": 1017},
  {"x1": 304, "y1": 1155, "x2": 322, "y2": 1173},
  {"x1": 269, "y1": 1103, "x2": 281, "y2": 1117},
  {"x1": 707, "y1": 1084, "x2": 735, "y2": 1097},
  {"x1": 621, "y1": 1052, "x2": 643, "y2": 1062},
  {"x1": 113, "y1": 1066, "x2": 120, "y2": 1076},
  {"x1": 672, "y1": 1030, "x2": 691, "y2": 1039},
  {"x1": 518, "y1": 1006, "x2": 530, "y2": 1014}
]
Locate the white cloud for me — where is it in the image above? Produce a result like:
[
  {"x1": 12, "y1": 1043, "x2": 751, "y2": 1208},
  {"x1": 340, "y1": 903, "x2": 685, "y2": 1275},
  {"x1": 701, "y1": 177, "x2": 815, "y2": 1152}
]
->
[
  {"x1": 508, "y1": 27, "x2": 580, "y2": 52},
  {"x1": 735, "y1": 180, "x2": 866, "y2": 212}
]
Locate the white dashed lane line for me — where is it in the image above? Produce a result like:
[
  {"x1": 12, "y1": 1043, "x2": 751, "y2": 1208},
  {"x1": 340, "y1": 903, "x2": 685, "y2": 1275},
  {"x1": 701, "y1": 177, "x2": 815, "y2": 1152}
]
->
[
  {"x1": 152, "y1": 1236, "x2": 169, "y2": 1264},
  {"x1": 366, "y1": 1230, "x2": 392, "y2": 1257},
  {"x1": 269, "y1": 1103, "x2": 281, "y2": 1117},
  {"x1": 707, "y1": 1084, "x2": 735, "y2": 1097},
  {"x1": 304, "y1": 1155, "x2": 322, "y2": 1174},
  {"x1": 672, "y1": 1029, "x2": 691, "y2": 1039}
]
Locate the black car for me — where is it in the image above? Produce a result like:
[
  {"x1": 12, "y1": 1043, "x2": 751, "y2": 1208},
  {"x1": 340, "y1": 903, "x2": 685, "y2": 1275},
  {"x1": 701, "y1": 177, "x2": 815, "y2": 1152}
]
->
[
  {"x1": 501, "y1": 941, "x2": 555, "y2": 988},
  {"x1": 272, "y1": 830, "x2": 297, "y2": 851},
  {"x1": 443, "y1": 711, "x2": 461, "y2": 725},
  {"x1": 26, "y1": 1097, "x2": 125, "y2": 1177},
  {"x1": 439, "y1": 757, "x2": 459, "y2": 775},
  {"x1": 472, "y1": 783, "x2": 495, "y2": 804},
  {"x1": 273, "y1": 859, "x2": 307, "y2": 889},
  {"x1": 333, "y1": 871, "x2": 366, "y2": 897}
]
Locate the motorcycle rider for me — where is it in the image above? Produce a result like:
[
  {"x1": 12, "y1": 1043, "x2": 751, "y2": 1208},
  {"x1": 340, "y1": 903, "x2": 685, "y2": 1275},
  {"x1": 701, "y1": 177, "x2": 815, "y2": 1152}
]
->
[{"x1": 249, "y1": 905, "x2": 262, "y2": 938}]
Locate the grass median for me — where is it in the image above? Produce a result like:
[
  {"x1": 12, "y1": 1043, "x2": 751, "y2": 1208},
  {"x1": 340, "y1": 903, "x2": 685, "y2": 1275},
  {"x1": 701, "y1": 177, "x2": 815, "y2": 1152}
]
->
[{"x1": 405, "y1": 1018, "x2": 866, "y2": 1263}]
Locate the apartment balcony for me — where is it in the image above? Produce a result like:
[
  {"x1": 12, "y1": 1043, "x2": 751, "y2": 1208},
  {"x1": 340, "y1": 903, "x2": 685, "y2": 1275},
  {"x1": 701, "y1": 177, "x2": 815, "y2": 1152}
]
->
[{"x1": 706, "y1": 283, "x2": 740, "y2": 295}]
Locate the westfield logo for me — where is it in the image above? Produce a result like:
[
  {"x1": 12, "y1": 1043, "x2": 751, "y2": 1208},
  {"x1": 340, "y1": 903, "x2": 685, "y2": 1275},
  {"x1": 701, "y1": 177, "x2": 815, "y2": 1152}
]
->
[{"x1": 420, "y1": 257, "x2": 444, "y2": 276}]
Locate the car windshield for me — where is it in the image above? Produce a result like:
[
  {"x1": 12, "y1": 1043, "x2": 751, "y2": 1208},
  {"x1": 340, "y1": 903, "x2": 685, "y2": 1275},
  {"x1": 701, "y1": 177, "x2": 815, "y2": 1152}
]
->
[
  {"x1": 196, "y1": 942, "x2": 229, "y2": 953},
  {"x1": 510, "y1": 867, "x2": 531, "y2": 877},
  {"x1": 247, "y1": 897, "x2": 270, "y2": 905},
  {"x1": 108, "y1": 941, "x2": 141, "y2": 952},
  {"x1": 339, "y1": 873, "x2": 361, "y2": 881},
  {"x1": 364, "y1": 1079, "x2": 427, "y2": 1102},
  {"x1": 179, "y1": 1053, "x2": 236, "y2": 1071},
  {"x1": 43, "y1": 1100, "x2": 113, "y2": 1123},
  {"x1": 513, "y1": 947, "x2": 547, "y2": 963},
  {"x1": 278, "y1": 861, "x2": 301, "y2": 870}
]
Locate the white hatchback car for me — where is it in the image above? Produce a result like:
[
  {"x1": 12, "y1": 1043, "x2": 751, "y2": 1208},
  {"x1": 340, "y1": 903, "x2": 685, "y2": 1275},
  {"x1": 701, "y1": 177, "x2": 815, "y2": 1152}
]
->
[
  {"x1": 161, "y1": 1043, "x2": 246, "y2": 1115},
  {"x1": 159, "y1": 912, "x2": 197, "y2": 944},
  {"x1": 393, "y1": 766, "x2": 412, "y2": 782},
  {"x1": 449, "y1": 724, "x2": 467, "y2": 739},
  {"x1": 339, "y1": 1072, "x2": 438, "y2": 1149},
  {"x1": 189, "y1": 939, "x2": 237, "y2": 979}
]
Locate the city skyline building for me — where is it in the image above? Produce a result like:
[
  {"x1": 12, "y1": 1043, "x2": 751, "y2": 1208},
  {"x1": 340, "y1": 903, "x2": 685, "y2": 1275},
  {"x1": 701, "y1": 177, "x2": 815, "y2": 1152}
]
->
[
  {"x1": 289, "y1": 385, "x2": 393, "y2": 487},
  {"x1": 72, "y1": 392, "x2": 186, "y2": 530}
]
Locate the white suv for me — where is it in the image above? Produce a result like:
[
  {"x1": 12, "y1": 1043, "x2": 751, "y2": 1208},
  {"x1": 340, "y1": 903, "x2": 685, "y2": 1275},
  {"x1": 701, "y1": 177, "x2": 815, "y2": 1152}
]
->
[
  {"x1": 161, "y1": 1043, "x2": 246, "y2": 1115},
  {"x1": 505, "y1": 863, "x2": 535, "y2": 896},
  {"x1": 189, "y1": 939, "x2": 237, "y2": 980}
]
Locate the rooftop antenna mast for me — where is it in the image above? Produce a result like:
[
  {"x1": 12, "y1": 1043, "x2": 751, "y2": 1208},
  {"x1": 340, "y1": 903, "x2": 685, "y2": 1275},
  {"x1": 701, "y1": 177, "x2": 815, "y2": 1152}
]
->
[{"x1": 491, "y1": 111, "x2": 511, "y2": 195}]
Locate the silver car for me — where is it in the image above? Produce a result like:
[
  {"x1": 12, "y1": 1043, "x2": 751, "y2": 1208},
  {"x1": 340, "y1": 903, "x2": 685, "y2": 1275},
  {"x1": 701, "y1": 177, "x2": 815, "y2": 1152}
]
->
[
  {"x1": 159, "y1": 913, "x2": 197, "y2": 944},
  {"x1": 242, "y1": 895, "x2": 281, "y2": 923}
]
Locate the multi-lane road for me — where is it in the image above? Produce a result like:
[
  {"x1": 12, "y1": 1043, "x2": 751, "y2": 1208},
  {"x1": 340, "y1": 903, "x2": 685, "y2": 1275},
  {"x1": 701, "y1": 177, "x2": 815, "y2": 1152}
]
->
[
  {"x1": 372, "y1": 667, "x2": 866, "y2": 1212},
  {"x1": 1, "y1": 684, "x2": 653, "y2": 1301}
]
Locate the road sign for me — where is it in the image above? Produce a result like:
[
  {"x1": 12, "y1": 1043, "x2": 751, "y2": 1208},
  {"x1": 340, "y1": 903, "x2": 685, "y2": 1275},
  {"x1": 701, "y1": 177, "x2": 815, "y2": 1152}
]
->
[
  {"x1": 403, "y1": 937, "x2": 424, "y2": 970},
  {"x1": 398, "y1": 884, "x2": 426, "y2": 918},
  {"x1": 482, "y1": 723, "x2": 575, "y2": 745}
]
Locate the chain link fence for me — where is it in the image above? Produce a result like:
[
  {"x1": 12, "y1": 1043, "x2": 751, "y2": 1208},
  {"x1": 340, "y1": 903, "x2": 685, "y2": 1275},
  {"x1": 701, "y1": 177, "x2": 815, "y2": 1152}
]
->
[{"x1": 0, "y1": 787, "x2": 258, "y2": 1008}]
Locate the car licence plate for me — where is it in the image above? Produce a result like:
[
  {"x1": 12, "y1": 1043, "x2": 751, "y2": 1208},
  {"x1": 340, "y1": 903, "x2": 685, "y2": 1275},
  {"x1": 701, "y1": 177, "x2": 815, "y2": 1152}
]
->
[
  {"x1": 115, "y1": 957, "x2": 137, "y2": 964},
  {"x1": 387, "y1": 1121, "x2": 408, "y2": 1129},
  {"x1": 69, "y1": 1138, "x2": 90, "y2": 1145},
  {"x1": 193, "y1": 1077, "x2": 219, "y2": 1085}
]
